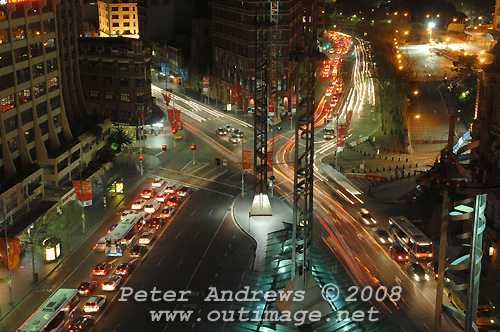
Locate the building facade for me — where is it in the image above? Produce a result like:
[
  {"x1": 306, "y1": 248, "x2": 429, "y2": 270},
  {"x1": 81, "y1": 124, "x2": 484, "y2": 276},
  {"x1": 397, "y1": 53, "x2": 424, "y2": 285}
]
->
[
  {"x1": 79, "y1": 37, "x2": 153, "y2": 127},
  {"x1": 98, "y1": 0, "x2": 139, "y2": 38},
  {"x1": 0, "y1": 0, "x2": 110, "y2": 234}
]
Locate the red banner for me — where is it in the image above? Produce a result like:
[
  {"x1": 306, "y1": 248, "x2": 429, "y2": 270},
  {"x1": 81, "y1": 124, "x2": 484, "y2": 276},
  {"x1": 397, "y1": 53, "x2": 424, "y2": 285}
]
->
[
  {"x1": 173, "y1": 109, "x2": 181, "y2": 131},
  {"x1": 243, "y1": 150, "x2": 252, "y2": 173},
  {"x1": 231, "y1": 85, "x2": 242, "y2": 102},
  {"x1": 203, "y1": 76, "x2": 209, "y2": 92},
  {"x1": 267, "y1": 150, "x2": 273, "y2": 173},
  {"x1": 0, "y1": 238, "x2": 21, "y2": 270},
  {"x1": 72, "y1": 180, "x2": 93, "y2": 206},
  {"x1": 268, "y1": 97, "x2": 275, "y2": 117},
  {"x1": 337, "y1": 124, "x2": 347, "y2": 151},
  {"x1": 166, "y1": 109, "x2": 174, "y2": 131},
  {"x1": 346, "y1": 110, "x2": 353, "y2": 125},
  {"x1": 291, "y1": 94, "x2": 297, "y2": 114}
]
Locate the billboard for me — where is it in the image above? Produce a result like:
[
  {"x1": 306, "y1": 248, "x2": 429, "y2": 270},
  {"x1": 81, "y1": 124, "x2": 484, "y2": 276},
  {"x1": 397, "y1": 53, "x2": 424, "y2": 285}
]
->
[{"x1": 72, "y1": 180, "x2": 93, "y2": 206}]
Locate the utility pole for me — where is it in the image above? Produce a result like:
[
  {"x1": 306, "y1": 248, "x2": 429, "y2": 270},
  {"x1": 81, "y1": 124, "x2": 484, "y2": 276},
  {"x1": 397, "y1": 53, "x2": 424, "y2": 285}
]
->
[
  {"x1": 79, "y1": 159, "x2": 86, "y2": 233},
  {"x1": 4, "y1": 217, "x2": 13, "y2": 304}
]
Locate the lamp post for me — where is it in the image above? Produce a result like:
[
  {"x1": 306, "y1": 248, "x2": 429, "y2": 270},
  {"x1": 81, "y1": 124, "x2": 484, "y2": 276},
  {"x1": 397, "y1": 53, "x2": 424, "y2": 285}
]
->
[{"x1": 428, "y1": 22, "x2": 435, "y2": 44}]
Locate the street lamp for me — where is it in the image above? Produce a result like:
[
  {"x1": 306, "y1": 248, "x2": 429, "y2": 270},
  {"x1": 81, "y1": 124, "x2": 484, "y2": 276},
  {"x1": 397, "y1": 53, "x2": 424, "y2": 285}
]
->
[{"x1": 428, "y1": 22, "x2": 435, "y2": 44}]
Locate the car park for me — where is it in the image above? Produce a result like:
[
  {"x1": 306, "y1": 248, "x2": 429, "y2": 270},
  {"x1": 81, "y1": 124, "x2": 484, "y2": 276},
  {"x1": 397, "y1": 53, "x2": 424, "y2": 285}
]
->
[
  {"x1": 94, "y1": 237, "x2": 106, "y2": 251},
  {"x1": 359, "y1": 208, "x2": 376, "y2": 226},
  {"x1": 129, "y1": 245, "x2": 148, "y2": 258},
  {"x1": 144, "y1": 199, "x2": 160, "y2": 214},
  {"x1": 139, "y1": 232, "x2": 155, "y2": 245},
  {"x1": 167, "y1": 196, "x2": 180, "y2": 207},
  {"x1": 115, "y1": 262, "x2": 135, "y2": 276},
  {"x1": 140, "y1": 187, "x2": 156, "y2": 199},
  {"x1": 228, "y1": 133, "x2": 241, "y2": 144},
  {"x1": 373, "y1": 228, "x2": 392, "y2": 244},
  {"x1": 147, "y1": 217, "x2": 166, "y2": 229},
  {"x1": 151, "y1": 178, "x2": 165, "y2": 188},
  {"x1": 159, "y1": 207, "x2": 175, "y2": 218},
  {"x1": 389, "y1": 245, "x2": 409, "y2": 262},
  {"x1": 131, "y1": 199, "x2": 146, "y2": 210},
  {"x1": 68, "y1": 315, "x2": 95, "y2": 332},
  {"x1": 83, "y1": 295, "x2": 107, "y2": 313},
  {"x1": 102, "y1": 275, "x2": 123, "y2": 291},
  {"x1": 216, "y1": 128, "x2": 226, "y2": 136},
  {"x1": 164, "y1": 183, "x2": 177, "y2": 194},
  {"x1": 93, "y1": 262, "x2": 112, "y2": 276},
  {"x1": 405, "y1": 262, "x2": 429, "y2": 282},
  {"x1": 78, "y1": 281, "x2": 98, "y2": 296},
  {"x1": 232, "y1": 129, "x2": 244, "y2": 138}
]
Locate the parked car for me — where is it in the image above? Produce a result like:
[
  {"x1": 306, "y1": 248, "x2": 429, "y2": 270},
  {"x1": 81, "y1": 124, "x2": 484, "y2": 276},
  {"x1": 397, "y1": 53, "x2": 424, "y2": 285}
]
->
[
  {"x1": 68, "y1": 315, "x2": 94, "y2": 332},
  {"x1": 405, "y1": 262, "x2": 429, "y2": 282},
  {"x1": 129, "y1": 245, "x2": 148, "y2": 258},
  {"x1": 102, "y1": 275, "x2": 123, "y2": 291},
  {"x1": 93, "y1": 262, "x2": 112, "y2": 276},
  {"x1": 78, "y1": 281, "x2": 98, "y2": 296},
  {"x1": 139, "y1": 232, "x2": 155, "y2": 245},
  {"x1": 83, "y1": 295, "x2": 107, "y2": 313},
  {"x1": 389, "y1": 245, "x2": 409, "y2": 262},
  {"x1": 147, "y1": 217, "x2": 166, "y2": 229},
  {"x1": 373, "y1": 228, "x2": 393, "y2": 245},
  {"x1": 115, "y1": 262, "x2": 135, "y2": 276},
  {"x1": 159, "y1": 207, "x2": 175, "y2": 219}
]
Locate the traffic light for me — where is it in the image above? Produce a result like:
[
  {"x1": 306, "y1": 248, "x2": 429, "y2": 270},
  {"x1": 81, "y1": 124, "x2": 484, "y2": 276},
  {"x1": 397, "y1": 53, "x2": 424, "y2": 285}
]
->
[
  {"x1": 172, "y1": 129, "x2": 177, "y2": 135},
  {"x1": 215, "y1": 158, "x2": 221, "y2": 166},
  {"x1": 162, "y1": 145, "x2": 167, "y2": 151},
  {"x1": 139, "y1": 155, "x2": 143, "y2": 162},
  {"x1": 190, "y1": 144, "x2": 196, "y2": 150}
]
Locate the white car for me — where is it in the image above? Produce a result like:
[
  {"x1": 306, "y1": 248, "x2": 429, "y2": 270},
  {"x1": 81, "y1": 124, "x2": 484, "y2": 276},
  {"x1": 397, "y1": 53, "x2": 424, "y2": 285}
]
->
[
  {"x1": 159, "y1": 207, "x2": 175, "y2": 218},
  {"x1": 156, "y1": 192, "x2": 167, "y2": 202},
  {"x1": 131, "y1": 199, "x2": 146, "y2": 210},
  {"x1": 151, "y1": 178, "x2": 165, "y2": 188},
  {"x1": 164, "y1": 184, "x2": 177, "y2": 194},
  {"x1": 102, "y1": 275, "x2": 123, "y2": 291},
  {"x1": 83, "y1": 295, "x2": 107, "y2": 313},
  {"x1": 139, "y1": 232, "x2": 155, "y2": 245},
  {"x1": 121, "y1": 210, "x2": 137, "y2": 220},
  {"x1": 228, "y1": 133, "x2": 241, "y2": 144},
  {"x1": 144, "y1": 199, "x2": 160, "y2": 214},
  {"x1": 94, "y1": 237, "x2": 106, "y2": 251}
]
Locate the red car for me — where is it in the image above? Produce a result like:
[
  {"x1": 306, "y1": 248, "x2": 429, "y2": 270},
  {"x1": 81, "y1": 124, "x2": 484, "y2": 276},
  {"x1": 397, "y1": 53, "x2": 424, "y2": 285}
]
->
[
  {"x1": 93, "y1": 262, "x2": 112, "y2": 276},
  {"x1": 389, "y1": 245, "x2": 409, "y2": 262}
]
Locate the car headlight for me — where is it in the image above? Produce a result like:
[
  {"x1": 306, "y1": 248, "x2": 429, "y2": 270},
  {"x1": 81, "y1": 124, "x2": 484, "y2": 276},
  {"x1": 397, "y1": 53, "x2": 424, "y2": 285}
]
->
[
  {"x1": 388, "y1": 238, "x2": 393, "y2": 243},
  {"x1": 380, "y1": 238, "x2": 385, "y2": 243},
  {"x1": 425, "y1": 274, "x2": 430, "y2": 280},
  {"x1": 414, "y1": 274, "x2": 419, "y2": 281}
]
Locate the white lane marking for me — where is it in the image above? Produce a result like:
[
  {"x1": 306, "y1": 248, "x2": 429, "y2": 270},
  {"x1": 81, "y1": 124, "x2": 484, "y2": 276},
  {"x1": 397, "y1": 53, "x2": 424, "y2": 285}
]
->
[
  {"x1": 175, "y1": 231, "x2": 181, "y2": 240},
  {"x1": 177, "y1": 258, "x2": 183, "y2": 267}
]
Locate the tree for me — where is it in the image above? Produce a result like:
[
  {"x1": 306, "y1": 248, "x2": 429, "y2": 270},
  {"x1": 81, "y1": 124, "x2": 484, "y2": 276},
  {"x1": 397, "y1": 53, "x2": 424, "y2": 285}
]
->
[
  {"x1": 109, "y1": 127, "x2": 133, "y2": 152},
  {"x1": 451, "y1": 54, "x2": 480, "y2": 124},
  {"x1": 44, "y1": 200, "x2": 81, "y2": 250},
  {"x1": 24, "y1": 216, "x2": 48, "y2": 282}
]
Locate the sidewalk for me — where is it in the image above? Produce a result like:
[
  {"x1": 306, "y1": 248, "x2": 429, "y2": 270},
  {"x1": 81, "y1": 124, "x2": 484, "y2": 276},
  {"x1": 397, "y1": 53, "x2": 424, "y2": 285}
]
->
[{"x1": 0, "y1": 151, "x2": 159, "y2": 325}]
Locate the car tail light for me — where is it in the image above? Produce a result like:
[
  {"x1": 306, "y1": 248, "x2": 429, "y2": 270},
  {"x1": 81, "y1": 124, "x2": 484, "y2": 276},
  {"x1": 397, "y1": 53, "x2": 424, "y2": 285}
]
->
[{"x1": 79, "y1": 325, "x2": 83, "y2": 329}]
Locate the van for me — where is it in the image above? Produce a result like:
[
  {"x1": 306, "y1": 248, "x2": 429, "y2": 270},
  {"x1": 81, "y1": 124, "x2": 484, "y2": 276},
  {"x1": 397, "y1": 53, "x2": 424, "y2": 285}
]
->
[{"x1": 144, "y1": 199, "x2": 160, "y2": 214}]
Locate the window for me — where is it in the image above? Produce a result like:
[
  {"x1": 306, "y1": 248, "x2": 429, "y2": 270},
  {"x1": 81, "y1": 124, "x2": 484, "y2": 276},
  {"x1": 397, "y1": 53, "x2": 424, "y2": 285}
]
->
[
  {"x1": 112, "y1": 23, "x2": 119, "y2": 27},
  {"x1": 32, "y1": 63, "x2": 44, "y2": 78},
  {"x1": 136, "y1": 93, "x2": 145, "y2": 103},
  {"x1": 123, "y1": 7, "x2": 129, "y2": 11},
  {"x1": 25, "y1": 128, "x2": 35, "y2": 144},
  {"x1": 19, "y1": 89, "x2": 31, "y2": 104},
  {"x1": 118, "y1": 62, "x2": 129, "y2": 71},
  {"x1": 1, "y1": 94, "x2": 15, "y2": 112},
  {"x1": 44, "y1": 38, "x2": 56, "y2": 53},
  {"x1": 112, "y1": 15, "x2": 119, "y2": 19},
  {"x1": 48, "y1": 77, "x2": 58, "y2": 92},
  {"x1": 12, "y1": 25, "x2": 26, "y2": 41},
  {"x1": 28, "y1": 22, "x2": 41, "y2": 38},
  {"x1": 34, "y1": 82, "x2": 46, "y2": 98},
  {"x1": 90, "y1": 90, "x2": 100, "y2": 99},
  {"x1": 50, "y1": 97, "x2": 60, "y2": 111},
  {"x1": 43, "y1": 19, "x2": 55, "y2": 34},
  {"x1": 53, "y1": 113, "x2": 61, "y2": 128},
  {"x1": 88, "y1": 61, "x2": 98, "y2": 70},
  {"x1": 14, "y1": 47, "x2": 28, "y2": 62},
  {"x1": 30, "y1": 42, "x2": 44, "y2": 58},
  {"x1": 89, "y1": 75, "x2": 99, "y2": 83},
  {"x1": 21, "y1": 110, "x2": 33, "y2": 125},
  {"x1": 123, "y1": 22, "x2": 130, "y2": 27},
  {"x1": 0, "y1": 50, "x2": 12, "y2": 68},
  {"x1": 0, "y1": 28, "x2": 9, "y2": 44},
  {"x1": 16, "y1": 68, "x2": 30, "y2": 84},
  {"x1": 104, "y1": 76, "x2": 113, "y2": 85},
  {"x1": 111, "y1": 6, "x2": 118, "y2": 11},
  {"x1": 36, "y1": 102, "x2": 47, "y2": 117},
  {"x1": 120, "y1": 93, "x2": 130, "y2": 102},
  {"x1": 105, "y1": 91, "x2": 115, "y2": 100},
  {"x1": 118, "y1": 77, "x2": 129, "y2": 87},
  {"x1": 7, "y1": 136, "x2": 18, "y2": 153},
  {"x1": 40, "y1": 121, "x2": 48, "y2": 136},
  {"x1": 46, "y1": 58, "x2": 57, "y2": 73},
  {"x1": 4, "y1": 116, "x2": 17, "y2": 133},
  {"x1": 135, "y1": 78, "x2": 144, "y2": 87}
]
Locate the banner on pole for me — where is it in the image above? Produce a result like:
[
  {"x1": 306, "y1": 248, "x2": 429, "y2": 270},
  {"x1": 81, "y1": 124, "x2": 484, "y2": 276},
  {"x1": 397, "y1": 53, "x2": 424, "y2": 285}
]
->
[
  {"x1": 166, "y1": 109, "x2": 174, "y2": 131},
  {"x1": 173, "y1": 109, "x2": 181, "y2": 131},
  {"x1": 268, "y1": 97, "x2": 275, "y2": 117},
  {"x1": 243, "y1": 150, "x2": 252, "y2": 173},
  {"x1": 337, "y1": 123, "x2": 347, "y2": 152},
  {"x1": 291, "y1": 94, "x2": 297, "y2": 114},
  {"x1": 203, "y1": 76, "x2": 210, "y2": 92},
  {"x1": 0, "y1": 238, "x2": 21, "y2": 270},
  {"x1": 72, "y1": 180, "x2": 93, "y2": 206},
  {"x1": 267, "y1": 150, "x2": 273, "y2": 174},
  {"x1": 230, "y1": 85, "x2": 242, "y2": 102}
]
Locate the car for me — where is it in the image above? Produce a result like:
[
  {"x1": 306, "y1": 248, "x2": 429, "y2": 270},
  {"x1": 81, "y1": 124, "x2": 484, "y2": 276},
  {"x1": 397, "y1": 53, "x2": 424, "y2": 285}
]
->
[
  {"x1": 131, "y1": 199, "x2": 146, "y2": 210},
  {"x1": 94, "y1": 237, "x2": 106, "y2": 251},
  {"x1": 107, "y1": 223, "x2": 119, "y2": 233},
  {"x1": 148, "y1": 217, "x2": 166, "y2": 229},
  {"x1": 139, "y1": 232, "x2": 155, "y2": 245},
  {"x1": 144, "y1": 199, "x2": 160, "y2": 214},
  {"x1": 159, "y1": 207, "x2": 175, "y2": 219},
  {"x1": 102, "y1": 275, "x2": 123, "y2": 291},
  {"x1": 167, "y1": 196, "x2": 180, "y2": 207},
  {"x1": 140, "y1": 187, "x2": 156, "y2": 199},
  {"x1": 176, "y1": 186, "x2": 193, "y2": 197},
  {"x1": 426, "y1": 261, "x2": 439, "y2": 279},
  {"x1": 389, "y1": 245, "x2": 409, "y2": 262},
  {"x1": 359, "y1": 208, "x2": 376, "y2": 226},
  {"x1": 83, "y1": 295, "x2": 107, "y2": 313},
  {"x1": 216, "y1": 127, "x2": 226, "y2": 136},
  {"x1": 232, "y1": 129, "x2": 244, "y2": 138},
  {"x1": 156, "y1": 192, "x2": 168, "y2": 202},
  {"x1": 121, "y1": 210, "x2": 137, "y2": 220},
  {"x1": 78, "y1": 281, "x2": 98, "y2": 296},
  {"x1": 115, "y1": 262, "x2": 135, "y2": 276},
  {"x1": 68, "y1": 315, "x2": 95, "y2": 332},
  {"x1": 224, "y1": 124, "x2": 234, "y2": 133},
  {"x1": 129, "y1": 245, "x2": 148, "y2": 258},
  {"x1": 164, "y1": 183, "x2": 177, "y2": 194},
  {"x1": 405, "y1": 262, "x2": 429, "y2": 282},
  {"x1": 93, "y1": 262, "x2": 112, "y2": 276},
  {"x1": 228, "y1": 133, "x2": 241, "y2": 144},
  {"x1": 151, "y1": 178, "x2": 165, "y2": 188},
  {"x1": 373, "y1": 228, "x2": 393, "y2": 245}
]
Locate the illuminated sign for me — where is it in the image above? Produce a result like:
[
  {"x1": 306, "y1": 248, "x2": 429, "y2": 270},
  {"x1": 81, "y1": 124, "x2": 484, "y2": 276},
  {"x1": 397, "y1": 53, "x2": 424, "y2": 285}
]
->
[{"x1": 1, "y1": 0, "x2": 34, "y2": 4}]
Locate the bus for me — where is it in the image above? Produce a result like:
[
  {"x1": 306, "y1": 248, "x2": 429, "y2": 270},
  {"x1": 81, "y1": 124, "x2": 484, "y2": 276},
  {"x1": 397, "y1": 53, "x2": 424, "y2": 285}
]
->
[
  {"x1": 105, "y1": 212, "x2": 145, "y2": 256},
  {"x1": 17, "y1": 288, "x2": 80, "y2": 332},
  {"x1": 444, "y1": 271, "x2": 496, "y2": 327},
  {"x1": 323, "y1": 122, "x2": 335, "y2": 140},
  {"x1": 388, "y1": 216, "x2": 433, "y2": 259}
]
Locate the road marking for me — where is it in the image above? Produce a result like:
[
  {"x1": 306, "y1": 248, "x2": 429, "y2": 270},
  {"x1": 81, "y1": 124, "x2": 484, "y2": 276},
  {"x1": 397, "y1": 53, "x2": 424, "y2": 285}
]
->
[
  {"x1": 208, "y1": 207, "x2": 213, "y2": 215},
  {"x1": 194, "y1": 231, "x2": 199, "y2": 238},
  {"x1": 175, "y1": 231, "x2": 181, "y2": 240},
  {"x1": 157, "y1": 257, "x2": 164, "y2": 267},
  {"x1": 155, "y1": 151, "x2": 164, "y2": 157},
  {"x1": 177, "y1": 258, "x2": 183, "y2": 267},
  {"x1": 423, "y1": 323, "x2": 432, "y2": 332},
  {"x1": 191, "y1": 209, "x2": 196, "y2": 216}
]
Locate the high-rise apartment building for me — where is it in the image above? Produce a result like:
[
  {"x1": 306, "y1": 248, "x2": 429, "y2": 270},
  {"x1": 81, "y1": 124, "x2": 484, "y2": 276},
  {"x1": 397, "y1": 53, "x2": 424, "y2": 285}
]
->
[
  {"x1": 0, "y1": 0, "x2": 110, "y2": 233},
  {"x1": 98, "y1": 0, "x2": 139, "y2": 38}
]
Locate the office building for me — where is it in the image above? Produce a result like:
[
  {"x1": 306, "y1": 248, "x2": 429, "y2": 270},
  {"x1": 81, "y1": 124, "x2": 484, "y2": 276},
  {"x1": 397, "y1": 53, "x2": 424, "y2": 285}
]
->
[{"x1": 98, "y1": 0, "x2": 139, "y2": 38}]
